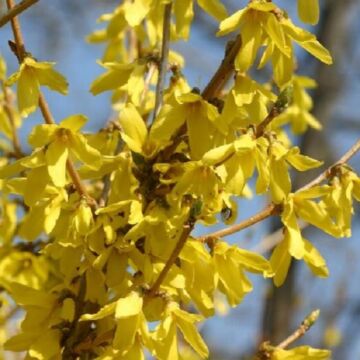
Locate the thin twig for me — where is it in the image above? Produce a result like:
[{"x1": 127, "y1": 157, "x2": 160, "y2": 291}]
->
[
  {"x1": 277, "y1": 309, "x2": 320, "y2": 349},
  {"x1": 256, "y1": 86, "x2": 293, "y2": 137},
  {"x1": 6, "y1": 0, "x2": 96, "y2": 206},
  {"x1": 200, "y1": 204, "x2": 278, "y2": 243},
  {"x1": 300, "y1": 138, "x2": 360, "y2": 191},
  {"x1": 201, "y1": 138, "x2": 360, "y2": 241},
  {"x1": 146, "y1": 222, "x2": 194, "y2": 298},
  {"x1": 255, "y1": 106, "x2": 280, "y2": 138},
  {"x1": 153, "y1": 2, "x2": 172, "y2": 121},
  {"x1": 256, "y1": 309, "x2": 320, "y2": 359},
  {"x1": 0, "y1": 0, "x2": 39, "y2": 28}
]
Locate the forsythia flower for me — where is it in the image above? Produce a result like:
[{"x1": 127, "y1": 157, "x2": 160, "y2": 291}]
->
[
  {"x1": 1, "y1": 0, "x2": 359, "y2": 358},
  {"x1": 28, "y1": 114, "x2": 102, "y2": 187},
  {"x1": 5, "y1": 57, "x2": 68, "y2": 117},
  {"x1": 217, "y1": 1, "x2": 332, "y2": 86}
]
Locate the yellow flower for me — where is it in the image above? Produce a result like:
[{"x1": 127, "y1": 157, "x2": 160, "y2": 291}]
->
[
  {"x1": 217, "y1": 1, "x2": 332, "y2": 86},
  {"x1": 153, "y1": 302, "x2": 208, "y2": 359},
  {"x1": 28, "y1": 114, "x2": 102, "y2": 187},
  {"x1": 5, "y1": 57, "x2": 68, "y2": 117}
]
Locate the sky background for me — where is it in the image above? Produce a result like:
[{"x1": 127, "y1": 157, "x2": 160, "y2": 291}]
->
[{"x1": 0, "y1": 0, "x2": 359, "y2": 358}]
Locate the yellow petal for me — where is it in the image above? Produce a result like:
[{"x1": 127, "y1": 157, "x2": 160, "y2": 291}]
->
[
  {"x1": 8, "y1": 282, "x2": 55, "y2": 308},
  {"x1": 46, "y1": 140, "x2": 68, "y2": 187},
  {"x1": 272, "y1": 345, "x2": 330, "y2": 359},
  {"x1": 233, "y1": 247, "x2": 273, "y2": 277},
  {"x1": 70, "y1": 133, "x2": 102, "y2": 169},
  {"x1": 282, "y1": 201, "x2": 304, "y2": 259},
  {"x1": 272, "y1": 47, "x2": 294, "y2": 87},
  {"x1": 28, "y1": 330, "x2": 61, "y2": 360},
  {"x1": 270, "y1": 158, "x2": 291, "y2": 203},
  {"x1": 197, "y1": 0, "x2": 227, "y2": 21},
  {"x1": 0, "y1": 55, "x2": 6, "y2": 80},
  {"x1": 113, "y1": 315, "x2": 140, "y2": 352},
  {"x1": 36, "y1": 66, "x2": 68, "y2": 95},
  {"x1": 59, "y1": 114, "x2": 87, "y2": 132},
  {"x1": 286, "y1": 147, "x2": 323, "y2": 171},
  {"x1": 5, "y1": 68, "x2": 21, "y2": 86},
  {"x1": 282, "y1": 19, "x2": 333, "y2": 65},
  {"x1": 263, "y1": 13, "x2": 290, "y2": 57},
  {"x1": 175, "y1": 314, "x2": 209, "y2": 358},
  {"x1": 61, "y1": 298, "x2": 76, "y2": 322},
  {"x1": 174, "y1": 0, "x2": 194, "y2": 39},
  {"x1": 80, "y1": 302, "x2": 116, "y2": 321},
  {"x1": 116, "y1": 291, "x2": 143, "y2": 318},
  {"x1": 248, "y1": 2, "x2": 277, "y2": 12},
  {"x1": 119, "y1": 103, "x2": 147, "y2": 153},
  {"x1": 74, "y1": 202, "x2": 93, "y2": 235},
  {"x1": 90, "y1": 63, "x2": 133, "y2": 95},
  {"x1": 24, "y1": 167, "x2": 49, "y2": 206},
  {"x1": 18, "y1": 68, "x2": 40, "y2": 117},
  {"x1": 28, "y1": 124, "x2": 58, "y2": 148},
  {"x1": 298, "y1": 0, "x2": 320, "y2": 25},
  {"x1": 18, "y1": 205, "x2": 46, "y2": 241},
  {"x1": 217, "y1": 8, "x2": 246, "y2": 36},
  {"x1": 4, "y1": 332, "x2": 37, "y2": 352},
  {"x1": 235, "y1": 16, "x2": 263, "y2": 72},
  {"x1": 303, "y1": 238, "x2": 329, "y2": 278},
  {"x1": 270, "y1": 238, "x2": 292, "y2": 287},
  {"x1": 124, "y1": 0, "x2": 151, "y2": 26}
]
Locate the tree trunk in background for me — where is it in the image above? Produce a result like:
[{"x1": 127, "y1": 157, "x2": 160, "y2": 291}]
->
[{"x1": 260, "y1": 0, "x2": 357, "y2": 344}]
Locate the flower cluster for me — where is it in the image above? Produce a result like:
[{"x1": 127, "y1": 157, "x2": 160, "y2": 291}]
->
[{"x1": 0, "y1": 0, "x2": 359, "y2": 359}]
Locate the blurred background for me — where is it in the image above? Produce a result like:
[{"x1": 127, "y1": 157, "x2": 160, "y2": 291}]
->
[{"x1": 0, "y1": 0, "x2": 359, "y2": 358}]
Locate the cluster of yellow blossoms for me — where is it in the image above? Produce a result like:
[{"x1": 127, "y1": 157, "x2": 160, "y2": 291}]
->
[{"x1": 0, "y1": 0, "x2": 359, "y2": 359}]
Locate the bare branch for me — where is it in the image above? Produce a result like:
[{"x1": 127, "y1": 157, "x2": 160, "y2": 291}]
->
[
  {"x1": 0, "y1": 0, "x2": 39, "y2": 28},
  {"x1": 277, "y1": 309, "x2": 320, "y2": 349},
  {"x1": 202, "y1": 35, "x2": 242, "y2": 100}
]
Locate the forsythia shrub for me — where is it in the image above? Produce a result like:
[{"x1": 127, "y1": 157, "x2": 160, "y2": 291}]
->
[{"x1": 0, "y1": 0, "x2": 359, "y2": 359}]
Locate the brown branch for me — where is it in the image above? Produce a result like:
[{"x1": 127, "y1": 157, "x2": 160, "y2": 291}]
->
[
  {"x1": 256, "y1": 309, "x2": 320, "y2": 359},
  {"x1": 202, "y1": 35, "x2": 242, "y2": 100},
  {"x1": 300, "y1": 138, "x2": 360, "y2": 191},
  {"x1": 146, "y1": 222, "x2": 194, "y2": 298},
  {"x1": 200, "y1": 204, "x2": 278, "y2": 243},
  {"x1": 0, "y1": 0, "x2": 39, "y2": 28},
  {"x1": 6, "y1": 0, "x2": 96, "y2": 206},
  {"x1": 255, "y1": 106, "x2": 281, "y2": 138},
  {"x1": 256, "y1": 86, "x2": 293, "y2": 137},
  {"x1": 153, "y1": 2, "x2": 172, "y2": 120},
  {"x1": 201, "y1": 138, "x2": 360, "y2": 242},
  {"x1": 277, "y1": 309, "x2": 320, "y2": 349}
]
